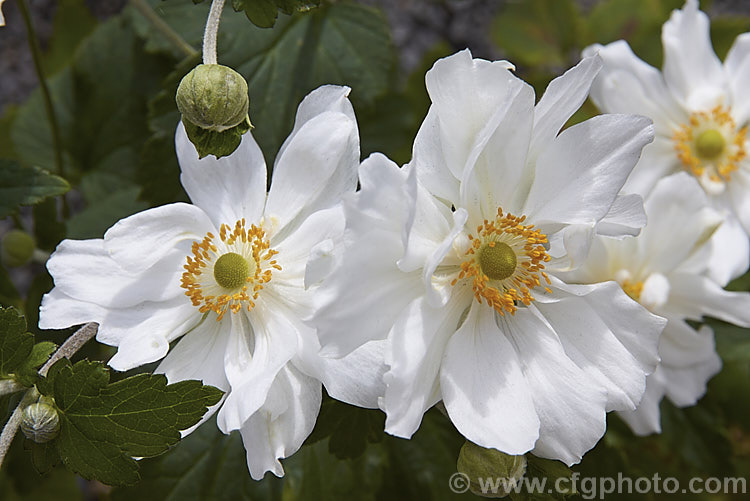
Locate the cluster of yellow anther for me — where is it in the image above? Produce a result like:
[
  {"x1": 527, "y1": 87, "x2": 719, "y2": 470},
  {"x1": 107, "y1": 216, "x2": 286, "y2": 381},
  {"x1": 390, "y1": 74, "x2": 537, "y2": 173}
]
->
[
  {"x1": 181, "y1": 219, "x2": 281, "y2": 321},
  {"x1": 452, "y1": 208, "x2": 552, "y2": 316},
  {"x1": 620, "y1": 279, "x2": 644, "y2": 303},
  {"x1": 673, "y1": 106, "x2": 747, "y2": 183}
]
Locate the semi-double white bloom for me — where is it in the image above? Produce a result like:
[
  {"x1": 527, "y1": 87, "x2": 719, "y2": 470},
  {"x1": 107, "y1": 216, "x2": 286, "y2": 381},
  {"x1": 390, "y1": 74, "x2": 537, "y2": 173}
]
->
[
  {"x1": 584, "y1": 0, "x2": 750, "y2": 284},
  {"x1": 38, "y1": 86, "x2": 384, "y2": 479},
  {"x1": 313, "y1": 50, "x2": 666, "y2": 465},
  {"x1": 558, "y1": 173, "x2": 750, "y2": 435}
]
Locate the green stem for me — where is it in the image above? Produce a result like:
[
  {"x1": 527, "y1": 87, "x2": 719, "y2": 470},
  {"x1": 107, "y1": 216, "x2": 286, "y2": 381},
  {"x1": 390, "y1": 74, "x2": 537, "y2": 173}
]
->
[
  {"x1": 17, "y1": 0, "x2": 65, "y2": 180},
  {"x1": 130, "y1": 0, "x2": 199, "y2": 58}
]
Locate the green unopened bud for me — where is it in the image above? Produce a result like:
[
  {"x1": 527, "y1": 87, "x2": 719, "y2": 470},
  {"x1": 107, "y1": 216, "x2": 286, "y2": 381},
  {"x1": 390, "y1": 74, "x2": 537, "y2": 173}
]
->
[
  {"x1": 20, "y1": 397, "x2": 60, "y2": 444},
  {"x1": 457, "y1": 441, "x2": 527, "y2": 498},
  {"x1": 176, "y1": 64, "x2": 250, "y2": 132},
  {"x1": 2, "y1": 229, "x2": 35, "y2": 267}
]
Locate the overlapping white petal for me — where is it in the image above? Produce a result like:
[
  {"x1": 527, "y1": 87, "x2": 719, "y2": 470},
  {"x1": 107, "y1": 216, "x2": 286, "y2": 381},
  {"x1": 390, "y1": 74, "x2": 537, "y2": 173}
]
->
[
  {"x1": 563, "y1": 173, "x2": 750, "y2": 435},
  {"x1": 584, "y1": 0, "x2": 750, "y2": 277},
  {"x1": 313, "y1": 49, "x2": 664, "y2": 465}
]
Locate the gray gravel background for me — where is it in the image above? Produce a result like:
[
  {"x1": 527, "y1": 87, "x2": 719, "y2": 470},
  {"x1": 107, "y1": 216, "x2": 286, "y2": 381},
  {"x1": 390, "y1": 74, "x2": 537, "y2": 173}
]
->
[{"x1": 1, "y1": 0, "x2": 750, "y2": 115}]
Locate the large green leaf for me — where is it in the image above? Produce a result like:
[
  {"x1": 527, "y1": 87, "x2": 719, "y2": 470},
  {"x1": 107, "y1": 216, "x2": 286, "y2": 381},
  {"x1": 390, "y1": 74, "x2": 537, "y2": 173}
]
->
[
  {"x1": 11, "y1": 16, "x2": 172, "y2": 209},
  {"x1": 0, "y1": 160, "x2": 69, "y2": 219},
  {"x1": 230, "y1": 0, "x2": 321, "y2": 28},
  {"x1": 36, "y1": 359, "x2": 223, "y2": 486},
  {"x1": 133, "y1": 0, "x2": 393, "y2": 165}
]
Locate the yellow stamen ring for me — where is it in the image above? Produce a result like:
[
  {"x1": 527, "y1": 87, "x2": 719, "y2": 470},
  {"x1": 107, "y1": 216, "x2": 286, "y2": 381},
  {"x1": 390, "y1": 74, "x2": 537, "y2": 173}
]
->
[
  {"x1": 180, "y1": 219, "x2": 281, "y2": 321},
  {"x1": 451, "y1": 208, "x2": 552, "y2": 316},
  {"x1": 673, "y1": 106, "x2": 747, "y2": 183}
]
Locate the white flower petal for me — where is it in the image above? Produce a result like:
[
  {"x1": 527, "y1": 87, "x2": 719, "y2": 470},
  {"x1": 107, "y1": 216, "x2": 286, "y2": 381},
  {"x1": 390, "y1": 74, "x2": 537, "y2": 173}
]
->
[
  {"x1": 412, "y1": 110, "x2": 460, "y2": 203},
  {"x1": 46, "y1": 239, "x2": 184, "y2": 308},
  {"x1": 639, "y1": 173, "x2": 722, "y2": 274},
  {"x1": 729, "y1": 168, "x2": 750, "y2": 233},
  {"x1": 583, "y1": 40, "x2": 684, "y2": 128},
  {"x1": 314, "y1": 154, "x2": 421, "y2": 357},
  {"x1": 550, "y1": 280, "x2": 663, "y2": 373},
  {"x1": 529, "y1": 55, "x2": 602, "y2": 164},
  {"x1": 662, "y1": 0, "x2": 726, "y2": 109},
  {"x1": 623, "y1": 137, "x2": 682, "y2": 197},
  {"x1": 422, "y1": 208, "x2": 468, "y2": 307},
  {"x1": 665, "y1": 272, "x2": 750, "y2": 327},
  {"x1": 104, "y1": 203, "x2": 214, "y2": 272},
  {"x1": 536, "y1": 288, "x2": 663, "y2": 412},
  {"x1": 272, "y1": 205, "x2": 345, "y2": 280},
  {"x1": 319, "y1": 340, "x2": 387, "y2": 409},
  {"x1": 265, "y1": 101, "x2": 358, "y2": 235},
  {"x1": 724, "y1": 32, "x2": 750, "y2": 126},
  {"x1": 156, "y1": 314, "x2": 232, "y2": 392},
  {"x1": 398, "y1": 182, "x2": 454, "y2": 273},
  {"x1": 523, "y1": 114, "x2": 654, "y2": 228},
  {"x1": 176, "y1": 122, "x2": 267, "y2": 228},
  {"x1": 217, "y1": 304, "x2": 298, "y2": 432},
  {"x1": 507, "y1": 307, "x2": 608, "y2": 465},
  {"x1": 617, "y1": 369, "x2": 667, "y2": 436},
  {"x1": 384, "y1": 288, "x2": 472, "y2": 438},
  {"x1": 660, "y1": 323, "x2": 722, "y2": 407},
  {"x1": 595, "y1": 194, "x2": 646, "y2": 238},
  {"x1": 458, "y1": 80, "x2": 535, "y2": 221},
  {"x1": 441, "y1": 303, "x2": 540, "y2": 454},
  {"x1": 240, "y1": 364, "x2": 321, "y2": 480},
  {"x1": 702, "y1": 215, "x2": 750, "y2": 286},
  {"x1": 423, "y1": 49, "x2": 518, "y2": 182}
]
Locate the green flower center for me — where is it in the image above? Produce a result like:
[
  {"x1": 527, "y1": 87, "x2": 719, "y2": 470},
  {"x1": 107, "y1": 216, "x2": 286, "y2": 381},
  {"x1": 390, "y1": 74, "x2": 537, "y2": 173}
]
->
[
  {"x1": 695, "y1": 129, "x2": 725, "y2": 160},
  {"x1": 213, "y1": 252, "x2": 252, "y2": 289},
  {"x1": 478, "y1": 242, "x2": 517, "y2": 281}
]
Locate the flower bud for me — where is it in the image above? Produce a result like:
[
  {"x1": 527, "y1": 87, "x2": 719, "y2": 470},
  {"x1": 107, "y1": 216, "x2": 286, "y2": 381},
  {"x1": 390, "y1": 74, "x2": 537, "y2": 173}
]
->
[
  {"x1": 20, "y1": 397, "x2": 60, "y2": 444},
  {"x1": 1, "y1": 229, "x2": 35, "y2": 267},
  {"x1": 176, "y1": 64, "x2": 249, "y2": 132}
]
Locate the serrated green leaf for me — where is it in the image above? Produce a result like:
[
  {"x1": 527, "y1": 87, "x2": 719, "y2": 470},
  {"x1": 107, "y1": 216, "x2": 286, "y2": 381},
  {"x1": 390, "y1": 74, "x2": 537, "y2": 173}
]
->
[
  {"x1": 14, "y1": 342, "x2": 57, "y2": 387},
  {"x1": 0, "y1": 160, "x2": 70, "y2": 219},
  {"x1": 0, "y1": 307, "x2": 34, "y2": 379},
  {"x1": 230, "y1": 0, "x2": 320, "y2": 28},
  {"x1": 45, "y1": 359, "x2": 222, "y2": 486},
  {"x1": 111, "y1": 416, "x2": 283, "y2": 501}
]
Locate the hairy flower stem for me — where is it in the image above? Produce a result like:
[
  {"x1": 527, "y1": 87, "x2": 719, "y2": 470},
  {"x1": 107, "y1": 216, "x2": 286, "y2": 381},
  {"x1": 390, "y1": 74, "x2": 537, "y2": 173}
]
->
[
  {"x1": 129, "y1": 0, "x2": 198, "y2": 58},
  {"x1": 0, "y1": 323, "x2": 98, "y2": 469},
  {"x1": 203, "y1": 0, "x2": 226, "y2": 65}
]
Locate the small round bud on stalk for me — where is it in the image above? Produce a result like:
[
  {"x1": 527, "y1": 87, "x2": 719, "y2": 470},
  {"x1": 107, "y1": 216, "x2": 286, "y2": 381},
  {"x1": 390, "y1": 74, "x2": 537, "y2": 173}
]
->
[
  {"x1": 20, "y1": 397, "x2": 61, "y2": 444},
  {"x1": 176, "y1": 64, "x2": 250, "y2": 132},
  {"x1": 1, "y1": 229, "x2": 35, "y2": 267}
]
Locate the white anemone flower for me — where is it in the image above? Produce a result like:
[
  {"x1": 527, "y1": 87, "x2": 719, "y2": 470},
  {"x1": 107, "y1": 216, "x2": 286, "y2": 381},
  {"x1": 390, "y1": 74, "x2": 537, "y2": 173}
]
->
[
  {"x1": 313, "y1": 50, "x2": 667, "y2": 465},
  {"x1": 38, "y1": 86, "x2": 385, "y2": 479},
  {"x1": 558, "y1": 172, "x2": 750, "y2": 435},
  {"x1": 583, "y1": 0, "x2": 750, "y2": 285},
  {"x1": 0, "y1": 0, "x2": 6, "y2": 27}
]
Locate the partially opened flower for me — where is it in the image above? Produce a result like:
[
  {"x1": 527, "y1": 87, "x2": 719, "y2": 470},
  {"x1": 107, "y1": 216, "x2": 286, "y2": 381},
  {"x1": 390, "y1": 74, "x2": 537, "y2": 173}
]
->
[
  {"x1": 558, "y1": 173, "x2": 750, "y2": 435},
  {"x1": 313, "y1": 50, "x2": 666, "y2": 465},
  {"x1": 584, "y1": 0, "x2": 750, "y2": 284},
  {"x1": 39, "y1": 85, "x2": 384, "y2": 479}
]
